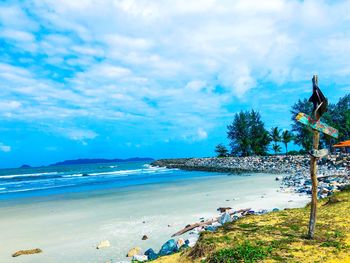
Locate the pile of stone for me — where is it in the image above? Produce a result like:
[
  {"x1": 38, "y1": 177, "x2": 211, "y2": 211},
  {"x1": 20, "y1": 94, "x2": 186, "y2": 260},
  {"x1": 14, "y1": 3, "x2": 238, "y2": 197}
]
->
[
  {"x1": 126, "y1": 237, "x2": 197, "y2": 262},
  {"x1": 152, "y1": 154, "x2": 349, "y2": 198},
  {"x1": 127, "y1": 207, "x2": 281, "y2": 262}
]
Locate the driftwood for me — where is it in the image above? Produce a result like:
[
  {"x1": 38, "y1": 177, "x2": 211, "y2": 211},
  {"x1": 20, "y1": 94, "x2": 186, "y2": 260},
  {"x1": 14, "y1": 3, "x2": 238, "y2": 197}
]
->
[
  {"x1": 12, "y1": 248, "x2": 42, "y2": 257},
  {"x1": 172, "y1": 208, "x2": 251, "y2": 237}
]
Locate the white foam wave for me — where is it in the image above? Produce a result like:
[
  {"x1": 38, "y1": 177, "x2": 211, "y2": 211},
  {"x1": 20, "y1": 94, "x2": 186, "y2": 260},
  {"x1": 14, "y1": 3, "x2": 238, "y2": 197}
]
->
[
  {"x1": 62, "y1": 174, "x2": 83, "y2": 178},
  {"x1": 0, "y1": 172, "x2": 58, "y2": 179},
  {"x1": 88, "y1": 167, "x2": 172, "y2": 177},
  {"x1": 0, "y1": 184, "x2": 76, "y2": 194}
]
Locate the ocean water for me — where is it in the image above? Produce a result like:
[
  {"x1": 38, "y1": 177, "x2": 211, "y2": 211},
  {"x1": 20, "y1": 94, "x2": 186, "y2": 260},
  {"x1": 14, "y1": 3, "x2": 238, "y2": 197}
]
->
[
  {"x1": 0, "y1": 162, "x2": 310, "y2": 262},
  {"x1": 0, "y1": 161, "x2": 198, "y2": 200}
]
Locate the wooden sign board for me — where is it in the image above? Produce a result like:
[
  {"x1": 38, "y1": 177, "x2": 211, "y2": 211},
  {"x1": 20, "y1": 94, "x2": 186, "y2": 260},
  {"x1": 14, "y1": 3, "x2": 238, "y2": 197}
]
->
[{"x1": 296, "y1": 112, "x2": 339, "y2": 139}]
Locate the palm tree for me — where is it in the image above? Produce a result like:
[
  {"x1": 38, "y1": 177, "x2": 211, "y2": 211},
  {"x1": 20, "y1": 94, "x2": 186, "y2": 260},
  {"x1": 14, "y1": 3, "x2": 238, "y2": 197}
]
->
[
  {"x1": 270, "y1": 127, "x2": 281, "y2": 155},
  {"x1": 272, "y1": 144, "x2": 282, "y2": 155},
  {"x1": 282, "y1": 130, "x2": 293, "y2": 155},
  {"x1": 270, "y1": 127, "x2": 281, "y2": 144}
]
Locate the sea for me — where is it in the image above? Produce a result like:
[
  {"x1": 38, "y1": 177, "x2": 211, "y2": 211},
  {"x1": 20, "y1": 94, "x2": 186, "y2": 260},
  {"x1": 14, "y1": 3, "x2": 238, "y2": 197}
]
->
[
  {"x1": 0, "y1": 161, "x2": 310, "y2": 262},
  {"x1": 0, "y1": 161, "x2": 190, "y2": 200}
]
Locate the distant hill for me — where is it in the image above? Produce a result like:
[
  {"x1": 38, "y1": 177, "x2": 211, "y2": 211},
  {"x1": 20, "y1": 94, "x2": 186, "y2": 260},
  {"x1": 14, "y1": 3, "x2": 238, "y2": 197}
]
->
[
  {"x1": 19, "y1": 164, "x2": 32, "y2": 168},
  {"x1": 49, "y1": 157, "x2": 154, "y2": 166}
]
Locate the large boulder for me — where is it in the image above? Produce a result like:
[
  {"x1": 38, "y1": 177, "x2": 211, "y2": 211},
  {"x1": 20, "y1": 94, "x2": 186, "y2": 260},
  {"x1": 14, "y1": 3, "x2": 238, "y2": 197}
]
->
[
  {"x1": 126, "y1": 247, "x2": 142, "y2": 257},
  {"x1": 158, "y1": 239, "x2": 177, "y2": 256},
  {"x1": 219, "y1": 212, "x2": 232, "y2": 224},
  {"x1": 145, "y1": 248, "x2": 158, "y2": 260}
]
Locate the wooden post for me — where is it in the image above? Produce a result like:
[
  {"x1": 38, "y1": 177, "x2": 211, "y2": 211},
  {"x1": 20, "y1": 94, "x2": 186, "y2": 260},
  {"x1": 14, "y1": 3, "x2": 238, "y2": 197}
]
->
[
  {"x1": 308, "y1": 130, "x2": 319, "y2": 239},
  {"x1": 308, "y1": 75, "x2": 320, "y2": 239}
]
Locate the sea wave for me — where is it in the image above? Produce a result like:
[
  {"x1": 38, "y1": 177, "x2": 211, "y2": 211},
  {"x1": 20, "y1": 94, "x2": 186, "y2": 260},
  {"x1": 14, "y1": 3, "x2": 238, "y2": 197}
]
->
[
  {"x1": 0, "y1": 184, "x2": 76, "y2": 194},
  {"x1": 0, "y1": 172, "x2": 58, "y2": 179}
]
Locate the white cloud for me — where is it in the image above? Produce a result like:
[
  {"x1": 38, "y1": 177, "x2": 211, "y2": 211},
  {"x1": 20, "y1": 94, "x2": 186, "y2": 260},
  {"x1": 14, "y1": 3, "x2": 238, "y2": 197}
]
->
[
  {"x1": 0, "y1": 143, "x2": 11, "y2": 153},
  {"x1": 197, "y1": 128, "x2": 208, "y2": 140},
  {"x1": 1, "y1": 0, "x2": 350, "y2": 145},
  {"x1": 58, "y1": 128, "x2": 98, "y2": 141}
]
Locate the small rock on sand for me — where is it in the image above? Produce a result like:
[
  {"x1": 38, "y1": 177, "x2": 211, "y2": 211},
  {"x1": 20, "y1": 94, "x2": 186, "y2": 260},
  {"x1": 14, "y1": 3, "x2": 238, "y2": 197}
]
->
[
  {"x1": 142, "y1": 235, "x2": 148, "y2": 240},
  {"x1": 133, "y1": 255, "x2": 148, "y2": 262},
  {"x1": 96, "y1": 240, "x2": 110, "y2": 249},
  {"x1": 217, "y1": 207, "x2": 232, "y2": 213},
  {"x1": 12, "y1": 248, "x2": 42, "y2": 257}
]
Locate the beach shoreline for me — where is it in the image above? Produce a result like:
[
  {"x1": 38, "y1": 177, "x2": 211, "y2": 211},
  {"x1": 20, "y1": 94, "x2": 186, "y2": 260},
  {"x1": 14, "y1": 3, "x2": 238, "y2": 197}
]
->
[{"x1": 0, "y1": 169, "x2": 310, "y2": 263}]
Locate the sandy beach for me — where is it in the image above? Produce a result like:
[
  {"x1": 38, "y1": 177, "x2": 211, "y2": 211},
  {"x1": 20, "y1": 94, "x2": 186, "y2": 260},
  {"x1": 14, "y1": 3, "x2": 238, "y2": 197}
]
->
[{"x1": 0, "y1": 172, "x2": 309, "y2": 263}]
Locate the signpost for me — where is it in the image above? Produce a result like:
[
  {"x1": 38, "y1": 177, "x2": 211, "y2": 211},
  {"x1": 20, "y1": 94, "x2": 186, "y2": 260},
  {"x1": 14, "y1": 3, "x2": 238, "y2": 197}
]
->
[{"x1": 295, "y1": 75, "x2": 339, "y2": 239}]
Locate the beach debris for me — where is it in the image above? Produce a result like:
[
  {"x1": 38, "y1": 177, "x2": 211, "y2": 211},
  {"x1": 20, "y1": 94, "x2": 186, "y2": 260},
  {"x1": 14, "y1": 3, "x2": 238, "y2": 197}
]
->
[
  {"x1": 145, "y1": 248, "x2": 158, "y2": 260},
  {"x1": 217, "y1": 207, "x2": 231, "y2": 213},
  {"x1": 176, "y1": 238, "x2": 185, "y2": 249},
  {"x1": 12, "y1": 248, "x2": 42, "y2": 257},
  {"x1": 141, "y1": 235, "x2": 148, "y2": 240},
  {"x1": 96, "y1": 240, "x2": 110, "y2": 249},
  {"x1": 172, "y1": 208, "x2": 250, "y2": 237},
  {"x1": 186, "y1": 236, "x2": 199, "y2": 248},
  {"x1": 158, "y1": 239, "x2": 178, "y2": 256},
  {"x1": 309, "y1": 149, "x2": 328, "y2": 159},
  {"x1": 219, "y1": 212, "x2": 232, "y2": 224},
  {"x1": 126, "y1": 247, "x2": 142, "y2": 257},
  {"x1": 132, "y1": 255, "x2": 148, "y2": 262}
]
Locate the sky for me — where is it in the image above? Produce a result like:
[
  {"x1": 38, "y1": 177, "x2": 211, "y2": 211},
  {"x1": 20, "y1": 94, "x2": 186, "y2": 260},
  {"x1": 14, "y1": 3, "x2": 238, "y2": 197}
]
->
[{"x1": 0, "y1": 0, "x2": 350, "y2": 168}]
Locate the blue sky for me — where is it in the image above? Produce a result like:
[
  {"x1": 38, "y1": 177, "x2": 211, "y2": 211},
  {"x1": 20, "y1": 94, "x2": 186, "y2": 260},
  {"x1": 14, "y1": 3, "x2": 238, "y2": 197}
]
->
[{"x1": 0, "y1": 0, "x2": 350, "y2": 168}]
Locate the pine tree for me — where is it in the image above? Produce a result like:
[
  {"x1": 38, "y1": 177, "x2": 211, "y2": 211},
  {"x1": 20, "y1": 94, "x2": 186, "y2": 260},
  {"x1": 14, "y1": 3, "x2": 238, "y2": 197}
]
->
[{"x1": 215, "y1": 144, "x2": 229, "y2": 157}]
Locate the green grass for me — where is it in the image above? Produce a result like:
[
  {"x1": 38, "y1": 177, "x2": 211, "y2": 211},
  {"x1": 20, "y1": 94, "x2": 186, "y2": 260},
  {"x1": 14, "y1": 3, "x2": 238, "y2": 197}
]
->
[{"x1": 206, "y1": 241, "x2": 272, "y2": 263}]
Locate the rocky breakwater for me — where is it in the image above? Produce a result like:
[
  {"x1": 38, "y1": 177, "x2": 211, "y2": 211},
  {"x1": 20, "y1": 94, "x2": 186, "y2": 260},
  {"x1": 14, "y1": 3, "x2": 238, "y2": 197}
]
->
[{"x1": 152, "y1": 154, "x2": 350, "y2": 198}]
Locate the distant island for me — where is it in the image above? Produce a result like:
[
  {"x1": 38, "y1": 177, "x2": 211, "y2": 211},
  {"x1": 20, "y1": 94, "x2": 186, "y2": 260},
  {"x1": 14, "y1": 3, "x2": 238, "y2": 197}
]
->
[
  {"x1": 19, "y1": 164, "x2": 32, "y2": 169},
  {"x1": 49, "y1": 157, "x2": 154, "y2": 166}
]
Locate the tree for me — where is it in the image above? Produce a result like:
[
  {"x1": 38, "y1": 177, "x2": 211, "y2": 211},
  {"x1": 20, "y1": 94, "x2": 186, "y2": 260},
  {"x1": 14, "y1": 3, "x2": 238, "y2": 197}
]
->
[
  {"x1": 215, "y1": 144, "x2": 229, "y2": 157},
  {"x1": 227, "y1": 111, "x2": 251, "y2": 156},
  {"x1": 291, "y1": 94, "x2": 350, "y2": 151},
  {"x1": 281, "y1": 130, "x2": 293, "y2": 155},
  {"x1": 270, "y1": 126, "x2": 281, "y2": 144},
  {"x1": 227, "y1": 110, "x2": 270, "y2": 156},
  {"x1": 291, "y1": 99, "x2": 313, "y2": 151},
  {"x1": 249, "y1": 110, "x2": 271, "y2": 155},
  {"x1": 272, "y1": 144, "x2": 282, "y2": 155}
]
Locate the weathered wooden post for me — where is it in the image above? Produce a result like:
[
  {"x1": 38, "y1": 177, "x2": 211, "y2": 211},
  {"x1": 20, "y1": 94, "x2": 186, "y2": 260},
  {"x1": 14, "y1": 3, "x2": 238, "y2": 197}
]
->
[
  {"x1": 295, "y1": 75, "x2": 339, "y2": 239},
  {"x1": 308, "y1": 76, "x2": 320, "y2": 239}
]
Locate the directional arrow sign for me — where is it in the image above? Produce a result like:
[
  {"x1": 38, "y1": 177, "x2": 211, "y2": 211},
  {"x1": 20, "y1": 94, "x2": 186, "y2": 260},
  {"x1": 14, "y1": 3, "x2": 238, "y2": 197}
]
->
[{"x1": 296, "y1": 112, "x2": 339, "y2": 139}]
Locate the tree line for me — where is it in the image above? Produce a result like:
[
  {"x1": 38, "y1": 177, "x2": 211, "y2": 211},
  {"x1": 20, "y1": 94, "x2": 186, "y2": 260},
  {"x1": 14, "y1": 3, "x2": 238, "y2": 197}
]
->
[{"x1": 215, "y1": 94, "x2": 349, "y2": 157}]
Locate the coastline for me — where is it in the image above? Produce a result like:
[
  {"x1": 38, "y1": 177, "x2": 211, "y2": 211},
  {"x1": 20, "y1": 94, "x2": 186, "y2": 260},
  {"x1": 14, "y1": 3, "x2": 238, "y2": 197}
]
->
[{"x1": 0, "y1": 170, "x2": 308, "y2": 263}]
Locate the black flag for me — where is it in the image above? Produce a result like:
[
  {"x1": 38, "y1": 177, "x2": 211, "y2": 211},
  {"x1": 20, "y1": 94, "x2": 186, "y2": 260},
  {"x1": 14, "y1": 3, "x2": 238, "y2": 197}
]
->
[{"x1": 308, "y1": 76, "x2": 328, "y2": 120}]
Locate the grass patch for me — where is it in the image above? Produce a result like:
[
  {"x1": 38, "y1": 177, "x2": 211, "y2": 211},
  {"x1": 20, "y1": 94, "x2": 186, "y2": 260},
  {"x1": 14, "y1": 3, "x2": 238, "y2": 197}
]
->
[{"x1": 206, "y1": 241, "x2": 272, "y2": 263}]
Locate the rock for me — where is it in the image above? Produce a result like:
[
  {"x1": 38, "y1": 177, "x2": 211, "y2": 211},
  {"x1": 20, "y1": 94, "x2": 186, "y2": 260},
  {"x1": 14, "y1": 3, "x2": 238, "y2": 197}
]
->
[
  {"x1": 96, "y1": 240, "x2": 110, "y2": 249},
  {"x1": 126, "y1": 247, "x2": 142, "y2": 257},
  {"x1": 158, "y1": 239, "x2": 177, "y2": 256},
  {"x1": 142, "y1": 235, "x2": 148, "y2": 240},
  {"x1": 217, "y1": 207, "x2": 232, "y2": 213},
  {"x1": 205, "y1": 225, "x2": 217, "y2": 231},
  {"x1": 132, "y1": 255, "x2": 148, "y2": 262},
  {"x1": 179, "y1": 243, "x2": 190, "y2": 251},
  {"x1": 12, "y1": 248, "x2": 42, "y2": 257},
  {"x1": 176, "y1": 238, "x2": 185, "y2": 249},
  {"x1": 145, "y1": 248, "x2": 158, "y2": 260},
  {"x1": 185, "y1": 237, "x2": 198, "y2": 247},
  {"x1": 219, "y1": 212, "x2": 232, "y2": 224}
]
